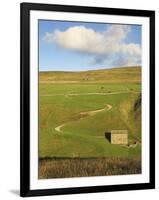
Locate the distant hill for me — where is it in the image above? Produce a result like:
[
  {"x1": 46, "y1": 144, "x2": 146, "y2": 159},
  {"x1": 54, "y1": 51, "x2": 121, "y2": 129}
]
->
[{"x1": 39, "y1": 66, "x2": 141, "y2": 83}]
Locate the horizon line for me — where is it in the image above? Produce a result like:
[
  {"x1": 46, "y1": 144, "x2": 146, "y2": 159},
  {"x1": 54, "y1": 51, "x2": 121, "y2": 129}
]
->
[{"x1": 39, "y1": 65, "x2": 141, "y2": 73}]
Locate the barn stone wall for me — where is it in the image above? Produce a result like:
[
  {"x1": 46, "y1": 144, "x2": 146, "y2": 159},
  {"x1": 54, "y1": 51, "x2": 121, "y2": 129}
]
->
[{"x1": 111, "y1": 132, "x2": 128, "y2": 144}]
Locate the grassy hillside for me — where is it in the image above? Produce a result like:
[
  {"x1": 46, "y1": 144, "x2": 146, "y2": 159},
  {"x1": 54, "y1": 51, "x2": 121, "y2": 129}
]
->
[
  {"x1": 119, "y1": 94, "x2": 141, "y2": 142},
  {"x1": 39, "y1": 66, "x2": 141, "y2": 83},
  {"x1": 38, "y1": 66, "x2": 141, "y2": 178}
]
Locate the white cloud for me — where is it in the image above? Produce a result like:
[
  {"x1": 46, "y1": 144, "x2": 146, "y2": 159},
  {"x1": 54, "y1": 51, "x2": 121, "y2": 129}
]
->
[
  {"x1": 44, "y1": 24, "x2": 141, "y2": 67},
  {"x1": 121, "y1": 43, "x2": 141, "y2": 56}
]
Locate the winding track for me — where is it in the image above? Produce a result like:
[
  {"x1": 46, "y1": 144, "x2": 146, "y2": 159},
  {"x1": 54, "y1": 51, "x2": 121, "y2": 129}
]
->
[{"x1": 55, "y1": 104, "x2": 112, "y2": 133}]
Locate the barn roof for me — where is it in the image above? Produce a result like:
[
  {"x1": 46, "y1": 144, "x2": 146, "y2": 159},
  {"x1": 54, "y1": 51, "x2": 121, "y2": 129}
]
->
[{"x1": 111, "y1": 130, "x2": 128, "y2": 134}]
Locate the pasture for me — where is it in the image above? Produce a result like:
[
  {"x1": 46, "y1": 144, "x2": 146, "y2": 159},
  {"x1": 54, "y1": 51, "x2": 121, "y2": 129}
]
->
[{"x1": 38, "y1": 67, "x2": 141, "y2": 178}]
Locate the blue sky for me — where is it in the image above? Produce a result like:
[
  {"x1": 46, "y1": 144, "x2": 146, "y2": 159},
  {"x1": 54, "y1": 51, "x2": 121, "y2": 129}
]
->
[{"x1": 39, "y1": 20, "x2": 141, "y2": 71}]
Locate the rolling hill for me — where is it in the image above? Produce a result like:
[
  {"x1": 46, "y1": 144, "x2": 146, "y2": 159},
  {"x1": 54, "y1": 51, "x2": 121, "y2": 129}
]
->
[{"x1": 39, "y1": 66, "x2": 141, "y2": 83}]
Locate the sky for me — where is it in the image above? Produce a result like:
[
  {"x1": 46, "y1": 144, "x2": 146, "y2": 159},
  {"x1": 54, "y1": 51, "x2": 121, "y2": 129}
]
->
[{"x1": 39, "y1": 20, "x2": 141, "y2": 71}]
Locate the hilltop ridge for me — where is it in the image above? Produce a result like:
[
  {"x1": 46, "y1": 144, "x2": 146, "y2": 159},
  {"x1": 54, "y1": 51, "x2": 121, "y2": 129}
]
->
[{"x1": 39, "y1": 66, "x2": 141, "y2": 83}]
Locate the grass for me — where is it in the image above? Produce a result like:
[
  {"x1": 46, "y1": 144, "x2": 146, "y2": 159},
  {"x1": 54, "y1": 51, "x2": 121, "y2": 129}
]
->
[
  {"x1": 38, "y1": 66, "x2": 142, "y2": 178},
  {"x1": 39, "y1": 66, "x2": 141, "y2": 83},
  {"x1": 39, "y1": 157, "x2": 141, "y2": 179}
]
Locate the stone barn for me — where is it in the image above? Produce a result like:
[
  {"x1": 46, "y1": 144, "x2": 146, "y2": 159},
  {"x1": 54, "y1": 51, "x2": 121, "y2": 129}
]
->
[
  {"x1": 105, "y1": 130, "x2": 128, "y2": 144},
  {"x1": 111, "y1": 130, "x2": 128, "y2": 144}
]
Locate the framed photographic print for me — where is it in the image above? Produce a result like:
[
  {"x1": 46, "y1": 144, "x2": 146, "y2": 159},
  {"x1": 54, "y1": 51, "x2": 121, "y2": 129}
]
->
[{"x1": 20, "y1": 2, "x2": 155, "y2": 197}]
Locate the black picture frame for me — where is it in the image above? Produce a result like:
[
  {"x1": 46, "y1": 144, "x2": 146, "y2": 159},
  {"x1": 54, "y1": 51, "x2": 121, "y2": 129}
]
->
[{"x1": 20, "y1": 2, "x2": 155, "y2": 197}]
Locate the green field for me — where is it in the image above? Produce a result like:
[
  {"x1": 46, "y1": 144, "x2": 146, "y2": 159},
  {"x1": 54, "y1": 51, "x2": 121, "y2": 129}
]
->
[{"x1": 39, "y1": 66, "x2": 141, "y2": 178}]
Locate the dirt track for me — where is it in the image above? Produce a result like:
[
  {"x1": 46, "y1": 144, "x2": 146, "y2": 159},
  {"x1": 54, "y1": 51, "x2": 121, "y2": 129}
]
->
[
  {"x1": 42, "y1": 91, "x2": 139, "y2": 97},
  {"x1": 55, "y1": 104, "x2": 112, "y2": 133}
]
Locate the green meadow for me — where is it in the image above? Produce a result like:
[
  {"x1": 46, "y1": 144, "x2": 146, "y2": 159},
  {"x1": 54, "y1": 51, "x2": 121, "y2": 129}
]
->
[{"x1": 39, "y1": 66, "x2": 141, "y2": 178}]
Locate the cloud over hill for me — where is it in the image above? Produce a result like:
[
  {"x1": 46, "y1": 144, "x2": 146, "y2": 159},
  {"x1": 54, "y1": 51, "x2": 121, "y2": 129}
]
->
[{"x1": 44, "y1": 24, "x2": 141, "y2": 67}]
